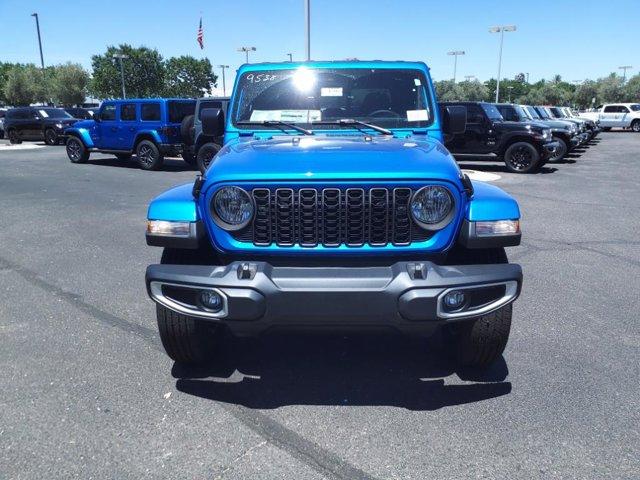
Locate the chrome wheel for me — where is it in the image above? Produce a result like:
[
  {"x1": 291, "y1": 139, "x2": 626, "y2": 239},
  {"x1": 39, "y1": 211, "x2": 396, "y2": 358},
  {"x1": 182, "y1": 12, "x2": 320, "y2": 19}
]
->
[
  {"x1": 67, "y1": 139, "x2": 81, "y2": 161},
  {"x1": 632, "y1": 121, "x2": 640, "y2": 133},
  {"x1": 138, "y1": 144, "x2": 155, "y2": 167}
]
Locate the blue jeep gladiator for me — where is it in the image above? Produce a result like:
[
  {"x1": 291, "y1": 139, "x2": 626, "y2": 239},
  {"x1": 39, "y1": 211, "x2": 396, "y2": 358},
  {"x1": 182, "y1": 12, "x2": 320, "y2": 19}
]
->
[
  {"x1": 145, "y1": 61, "x2": 523, "y2": 369},
  {"x1": 65, "y1": 98, "x2": 195, "y2": 170}
]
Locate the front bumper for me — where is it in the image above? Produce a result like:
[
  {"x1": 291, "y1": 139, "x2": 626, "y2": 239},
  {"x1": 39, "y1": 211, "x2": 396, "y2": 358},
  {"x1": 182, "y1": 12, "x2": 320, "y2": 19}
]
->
[
  {"x1": 541, "y1": 140, "x2": 560, "y2": 159},
  {"x1": 146, "y1": 260, "x2": 522, "y2": 335}
]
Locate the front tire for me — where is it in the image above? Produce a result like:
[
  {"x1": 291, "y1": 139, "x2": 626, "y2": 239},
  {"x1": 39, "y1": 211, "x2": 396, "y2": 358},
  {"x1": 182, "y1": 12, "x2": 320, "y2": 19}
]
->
[
  {"x1": 196, "y1": 142, "x2": 221, "y2": 173},
  {"x1": 8, "y1": 129, "x2": 21, "y2": 144},
  {"x1": 503, "y1": 141, "x2": 540, "y2": 173},
  {"x1": 136, "y1": 140, "x2": 164, "y2": 170},
  {"x1": 548, "y1": 137, "x2": 567, "y2": 162},
  {"x1": 44, "y1": 128, "x2": 58, "y2": 146},
  {"x1": 66, "y1": 136, "x2": 89, "y2": 163},
  {"x1": 631, "y1": 120, "x2": 640, "y2": 133},
  {"x1": 156, "y1": 247, "x2": 221, "y2": 364}
]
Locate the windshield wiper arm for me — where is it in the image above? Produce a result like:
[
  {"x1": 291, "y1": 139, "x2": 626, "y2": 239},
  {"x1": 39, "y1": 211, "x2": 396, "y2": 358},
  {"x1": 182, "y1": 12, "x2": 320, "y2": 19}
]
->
[
  {"x1": 312, "y1": 119, "x2": 393, "y2": 135},
  {"x1": 236, "y1": 120, "x2": 313, "y2": 135}
]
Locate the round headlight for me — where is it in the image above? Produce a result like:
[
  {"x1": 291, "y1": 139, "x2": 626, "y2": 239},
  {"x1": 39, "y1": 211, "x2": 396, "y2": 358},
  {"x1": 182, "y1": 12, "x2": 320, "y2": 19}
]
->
[
  {"x1": 212, "y1": 186, "x2": 254, "y2": 230},
  {"x1": 410, "y1": 186, "x2": 455, "y2": 230}
]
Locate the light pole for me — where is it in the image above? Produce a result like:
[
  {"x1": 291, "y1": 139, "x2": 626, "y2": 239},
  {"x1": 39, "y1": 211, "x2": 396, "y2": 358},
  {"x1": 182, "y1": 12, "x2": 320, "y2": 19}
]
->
[
  {"x1": 447, "y1": 51, "x2": 465, "y2": 83},
  {"x1": 287, "y1": 53, "x2": 293, "y2": 62},
  {"x1": 112, "y1": 53, "x2": 129, "y2": 99},
  {"x1": 31, "y1": 13, "x2": 45, "y2": 69},
  {"x1": 507, "y1": 86, "x2": 514, "y2": 102},
  {"x1": 238, "y1": 46, "x2": 256, "y2": 64},
  {"x1": 619, "y1": 65, "x2": 632, "y2": 82},
  {"x1": 489, "y1": 25, "x2": 517, "y2": 102},
  {"x1": 304, "y1": 0, "x2": 311, "y2": 61},
  {"x1": 218, "y1": 65, "x2": 229, "y2": 96}
]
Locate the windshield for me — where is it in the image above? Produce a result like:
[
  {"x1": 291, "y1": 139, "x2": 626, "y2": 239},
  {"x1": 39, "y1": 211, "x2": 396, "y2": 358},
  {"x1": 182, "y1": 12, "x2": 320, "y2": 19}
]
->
[
  {"x1": 481, "y1": 103, "x2": 503, "y2": 121},
  {"x1": 524, "y1": 106, "x2": 541, "y2": 119},
  {"x1": 231, "y1": 67, "x2": 433, "y2": 129},
  {"x1": 39, "y1": 108, "x2": 72, "y2": 119},
  {"x1": 630, "y1": 104, "x2": 640, "y2": 111},
  {"x1": 549, "y1": 107, "x2": 564, "y2": 118},
  {"x1": 512, "y1": 105, "x2": 529, "y2": 121}
]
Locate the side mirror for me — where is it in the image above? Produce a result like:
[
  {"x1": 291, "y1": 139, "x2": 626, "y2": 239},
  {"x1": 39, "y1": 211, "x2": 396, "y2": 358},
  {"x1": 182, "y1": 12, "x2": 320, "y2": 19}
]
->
[
  {"x1": 442, "y1": 105, "x2": 467, "y2": 134},
  {"x1": 93, "y1": 113, "x2": 101, "y2": 122},
  {"x1": 201, "y1": 108, "x2": 225, "y2": 137}
]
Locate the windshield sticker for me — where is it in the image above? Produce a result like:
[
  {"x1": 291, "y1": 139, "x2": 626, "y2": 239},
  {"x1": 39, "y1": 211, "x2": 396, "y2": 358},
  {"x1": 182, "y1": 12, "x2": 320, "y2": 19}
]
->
[
  {"x1": 414, "y1": 78, "x2": 422, "y2": 86},
  {"x1": 406, "y1": 109, "x2": 429, "y2": 122},
  {"x1": 250, "y1": 109, "x2": 322, "y2": 123},
  {"x1": 38, "y1": 110, "x2": 49, "y2": 118},
  {"x1": 321, "y1": 87, "x2": 343, "y2": 97},
  {"x1": 246, "y1": 73, "x2": 278, "y2": 83}
]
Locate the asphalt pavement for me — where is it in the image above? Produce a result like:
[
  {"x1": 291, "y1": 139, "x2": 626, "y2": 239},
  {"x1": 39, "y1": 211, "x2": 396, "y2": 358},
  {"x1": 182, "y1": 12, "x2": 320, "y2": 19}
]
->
[{"x1": 0, "y1": 133, "x2": 638, "y2": 479}]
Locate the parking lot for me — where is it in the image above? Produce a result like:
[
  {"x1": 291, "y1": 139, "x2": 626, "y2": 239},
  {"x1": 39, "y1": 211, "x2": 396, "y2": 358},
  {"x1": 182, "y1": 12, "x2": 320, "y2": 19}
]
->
[{"x1": 0, "y1": 132, "x2": 638, "y2": 479}]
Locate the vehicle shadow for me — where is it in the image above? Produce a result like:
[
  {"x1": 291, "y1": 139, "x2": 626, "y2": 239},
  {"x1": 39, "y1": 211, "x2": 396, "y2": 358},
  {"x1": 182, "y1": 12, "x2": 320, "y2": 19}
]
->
[
  {"x1": 457, "y1": 161, "x2": 558, "y2": 175},
  {"x1": 86, "y1": 155, "x2": 195, "y2": 172},
  {"x1": 172, "y1": 333, "x2": 511, "y2": 410}
]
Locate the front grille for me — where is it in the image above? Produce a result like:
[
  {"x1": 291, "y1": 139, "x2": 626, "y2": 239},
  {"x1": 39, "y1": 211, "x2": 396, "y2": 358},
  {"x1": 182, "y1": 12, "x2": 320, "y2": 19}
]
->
[{"x1": 233, "y1": 186, "x2": 433, "y2": 247}]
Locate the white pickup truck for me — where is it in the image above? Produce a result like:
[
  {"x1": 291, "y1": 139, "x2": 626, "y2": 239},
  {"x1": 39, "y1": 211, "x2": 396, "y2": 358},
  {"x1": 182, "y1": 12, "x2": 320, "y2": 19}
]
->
[{"x1": 579, "y1": 103, "x2": 640, "y2": 132}]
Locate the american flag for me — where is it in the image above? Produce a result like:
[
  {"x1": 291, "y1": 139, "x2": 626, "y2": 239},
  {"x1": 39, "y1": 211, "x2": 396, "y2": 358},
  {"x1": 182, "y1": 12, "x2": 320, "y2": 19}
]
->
[{"x1": 197, "y1": 17, "x2": 204, "y2": 49}]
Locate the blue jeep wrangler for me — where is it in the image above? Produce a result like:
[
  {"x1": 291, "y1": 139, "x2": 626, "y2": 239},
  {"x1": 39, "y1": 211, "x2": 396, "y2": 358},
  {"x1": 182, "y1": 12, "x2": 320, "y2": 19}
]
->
[
  {"x1": 65, "y1": 99, "x2": 196, "y2": 170},
  {"x1": 145, "y1": 61, "x2": 523, "y2": 369}
]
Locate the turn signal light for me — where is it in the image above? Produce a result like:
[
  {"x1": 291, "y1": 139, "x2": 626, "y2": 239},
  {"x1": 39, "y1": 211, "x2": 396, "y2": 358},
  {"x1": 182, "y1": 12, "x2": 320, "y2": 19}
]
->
[{"x1": 475, "y1": 220, "x2": 520, "y2": 237}]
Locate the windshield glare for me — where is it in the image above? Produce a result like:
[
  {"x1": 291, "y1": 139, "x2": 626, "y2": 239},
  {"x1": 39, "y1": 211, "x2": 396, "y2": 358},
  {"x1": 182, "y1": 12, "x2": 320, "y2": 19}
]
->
[
  {"x1": 39, "y1": 108, "x2": 72, "y2": 119},
  {"x1": 231, "y1": 67, "x2": 433, "y2": 130}
]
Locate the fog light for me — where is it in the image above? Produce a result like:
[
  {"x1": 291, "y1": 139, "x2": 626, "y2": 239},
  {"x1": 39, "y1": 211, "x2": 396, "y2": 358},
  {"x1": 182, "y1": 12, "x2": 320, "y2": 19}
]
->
[
  {"x1": 198, "y1": 290, "x2": 223, "y2": 312},
  {"x1": 443, "y1": 290, "x2": 467, "y2": 311}
]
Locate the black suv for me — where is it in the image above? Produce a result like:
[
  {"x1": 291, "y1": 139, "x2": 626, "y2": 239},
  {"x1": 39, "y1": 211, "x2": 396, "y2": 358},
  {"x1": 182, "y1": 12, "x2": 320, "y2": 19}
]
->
[
  {"x1": 180, "y1": 97, "x2": 230, "y2": 172},
  {"x1": 440, "y1": 101, "x2": 559, "y2": 173},
  {"x1": 4, "y1": 106, "x2": 79, "y2": 145},
  {"x1": 495, "y1": 103, "x2": 577, "y2": 162}
]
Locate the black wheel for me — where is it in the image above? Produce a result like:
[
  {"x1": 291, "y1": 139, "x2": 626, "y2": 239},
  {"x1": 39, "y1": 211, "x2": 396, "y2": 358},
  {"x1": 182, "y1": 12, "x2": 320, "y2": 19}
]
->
[
  {"x1": 8, "y1": 129, "x2": 21, "y2": 144},
  {"x1": 181, "y1": 149, "x2": 197, "y2": 166},
  {"x1": 631, "y1": 120, "x2": 640, "y2": 133},
  {"x1": 548, "y1": 137, "x2": 567, "y2": 162},
  {"x1": 136, "y1": 140, "x2": 164, "y2": 170},
  {"x1": 115, "y1": 153, "x2": 132, "y2": 161},
  {"x1": 44, "y1": 128, "x2": 58, "y2": 146},
  {"x1": 444, "y1": 247, "x2": 513, "y2": 368},
  {"x1": 156, "y1": 247, "x2": 221, "y2": 364},
  {"x1": 180, "y1": 115, "x2": 195, "y2": 144},
  {"x1": 196, "y1": 142, "x2": 221, "y2": 173},
  {"x1": 453, "y1": 304, "x2": 513, "y2": 368},
  {"x1": 66, "y1": 136, "x2": 89, "y2": 163},
  {"x1": 504, "y1": 141, "x2": 540, "y2": 173}
]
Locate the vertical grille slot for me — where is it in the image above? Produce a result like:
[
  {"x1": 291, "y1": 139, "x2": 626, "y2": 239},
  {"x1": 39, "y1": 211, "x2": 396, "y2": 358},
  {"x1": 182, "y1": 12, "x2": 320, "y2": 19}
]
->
[
  {"x1": 322, "y1": 188, "x2": 342, "y2": 247},
  {"x1": 392, "y1": 188, "x2": 412, "y2": 245},
  {"x1": 369, "y1": 188, "x2": 389, "y2": 245},
  {"x1": 252, "y1": 188, "x2": 271, "y2": 245},
  {"x1": 345, "y1": 188, "x2": 365, "y2": 246},
  {"x1": 275, "y1": 188, "x2": 295, "y2": 246},
  {"x1": 299, "y1": 188, "x2": 318, "y2": 247}
]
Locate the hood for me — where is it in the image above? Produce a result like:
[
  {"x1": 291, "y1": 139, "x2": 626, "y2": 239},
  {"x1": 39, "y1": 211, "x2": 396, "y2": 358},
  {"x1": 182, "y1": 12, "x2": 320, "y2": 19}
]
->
[
  {"x1": 204, "y1": 134, "x2": 463, "y2": 187},
  {"x1": 66, "y1": 119, "x2": 94, "y2": 129},
  {"x1": 493, "y1": 120, "x2": 545, "y2": 133},
  {"x1": 46, "y1": 118, "x2": 78, "y2": 126},
  {"x1": 534, "y1": 119, "x2": 573, "y2": 130}
]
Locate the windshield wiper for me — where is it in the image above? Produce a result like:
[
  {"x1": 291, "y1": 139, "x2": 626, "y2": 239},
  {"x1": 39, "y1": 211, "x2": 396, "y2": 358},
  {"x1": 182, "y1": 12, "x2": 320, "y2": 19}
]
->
[
  {"x1": 312, "y1": 119, "x2": 393, "y2": 135},
  {"x1": 236, "y1": 120, "x2": 313, "y2": 135}
]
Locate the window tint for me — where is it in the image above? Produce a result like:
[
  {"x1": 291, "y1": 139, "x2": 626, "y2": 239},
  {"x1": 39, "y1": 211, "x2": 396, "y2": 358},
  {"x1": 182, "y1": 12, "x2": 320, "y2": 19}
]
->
[
  {"x1": 168, "y1": 101, "x2": 196, "y2": 123},
  {"x1": 141, "y1": 103, "x2": 161, "y2": 121},
  {"x1": 101, "y1": 105, "x2": 116, "y2": 121},
  {"x1": 466, "y1": 104, "x2": 485, "y2": 123},
  {"x1": 619, "y1": 106, "x2": 629, "y2": 113},
  {"x1": 198, "y1": 101, "x2": 222, "y2": 119},
  {"x1": 120, "y1": 103, "x2": 137, "y2": 121},
  {"x1": 603, "y1": 105, "x2": 617, "y2": 113}
]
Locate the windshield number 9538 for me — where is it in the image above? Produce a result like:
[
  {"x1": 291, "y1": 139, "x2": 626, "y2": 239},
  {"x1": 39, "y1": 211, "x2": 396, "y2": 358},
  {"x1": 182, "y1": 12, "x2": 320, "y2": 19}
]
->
[{"x1": 246, "y1": 73, "x2": 278, "y2": 83}]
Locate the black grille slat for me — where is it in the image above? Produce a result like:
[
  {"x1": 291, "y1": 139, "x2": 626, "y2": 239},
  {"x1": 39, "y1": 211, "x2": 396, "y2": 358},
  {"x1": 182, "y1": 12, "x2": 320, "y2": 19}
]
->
[
  {"x1": 241, "y1": 186, "x2": 432, "y2": 247},
  {"x1": 392, "y1": 188, "x2": 412, "y2": 245}
]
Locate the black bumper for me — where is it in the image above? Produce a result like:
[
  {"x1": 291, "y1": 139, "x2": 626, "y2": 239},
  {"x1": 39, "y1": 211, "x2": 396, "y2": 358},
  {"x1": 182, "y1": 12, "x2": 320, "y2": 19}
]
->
[
  {"x1": 146, "y1": 261, "x2": 522, "y2": 335},
  {"x1": 541, "y1": 140, "x2": 560, "y2": 159}
]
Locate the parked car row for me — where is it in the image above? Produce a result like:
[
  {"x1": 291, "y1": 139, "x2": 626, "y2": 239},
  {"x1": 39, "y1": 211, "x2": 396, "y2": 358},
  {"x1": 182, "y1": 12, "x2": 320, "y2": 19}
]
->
[{"x1": 440, "y1": 101, "x2": 600, "y2": 173}]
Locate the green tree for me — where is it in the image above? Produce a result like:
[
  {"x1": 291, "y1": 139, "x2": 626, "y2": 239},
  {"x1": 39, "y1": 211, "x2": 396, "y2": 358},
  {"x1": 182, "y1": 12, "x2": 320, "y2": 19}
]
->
[
  {"x1": 3, "y1": 64, "x2": 48, "y2": 106},
  {"x1": 623, "y1": 74, "x2": 640, "y2": 102},
  {"x1": 163, "y1": 56, "x2": 217, "y2": 97},
  {"x1": 573, "y1": 80, "x2": 598, "y2": 109},
  {"x1": 597, "y1": 73, "x2": 625, "y2": 103},
  {"x1": 456, "y1": 80, "x2": 489, "y2": 101},
  {"x1": 90, "y1": 44, "x2": 165, "y2": 98},
  {"x1": 51, "y1": 63, "x2": 89, "y2": 106}
]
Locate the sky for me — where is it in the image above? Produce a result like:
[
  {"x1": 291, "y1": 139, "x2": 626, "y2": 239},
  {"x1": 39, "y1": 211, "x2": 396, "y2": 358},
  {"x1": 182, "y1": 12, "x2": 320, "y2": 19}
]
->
[{"x1": 1, "y1": 0, "x2": 638, "y2": 96}]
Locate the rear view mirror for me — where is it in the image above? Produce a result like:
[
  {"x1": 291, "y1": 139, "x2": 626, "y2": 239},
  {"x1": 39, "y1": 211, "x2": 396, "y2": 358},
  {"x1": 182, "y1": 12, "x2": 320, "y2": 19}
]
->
[
  {"x1": 201, "y1": 108, "x2": 225, "y2": 137},
  {"x1": 442, "y1": 105, "x2": 467, "y2": 134}
]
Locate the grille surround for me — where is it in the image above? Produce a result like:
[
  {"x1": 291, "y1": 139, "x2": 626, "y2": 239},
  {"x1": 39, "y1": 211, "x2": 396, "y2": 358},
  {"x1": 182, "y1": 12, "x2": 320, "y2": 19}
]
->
[{"x1": 227, "y1": 185, "x2": 452, "y2": 248}]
